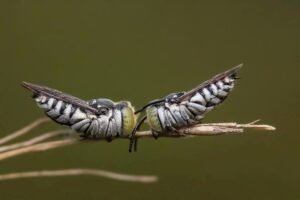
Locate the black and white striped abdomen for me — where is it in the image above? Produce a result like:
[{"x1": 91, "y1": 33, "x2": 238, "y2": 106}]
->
[
  {"x1": 34, "y1": 95, "x2": 122, "y2": 138},
  {"x1": 187, "y1": 76, "x2": 236, "y2": 111},
  {"x1": 150, "y1": 74, "x2": 237, "y2": 132}
]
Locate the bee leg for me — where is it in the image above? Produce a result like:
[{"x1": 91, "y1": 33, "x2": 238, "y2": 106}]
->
[
  {"x1": 129, "y1": 135, "x2": 135, "y2": 152},
  {"x1": 166, "y1": 126, "x2": 184, "y2": 137},
  {"x1": 170, "y1": 126, "x2": 179, "y2": 133},
  {"x1": 129, "y1": 135, "x2": 139, "y2": 152},
  {"x1": 129, "y1": 115, "x2": 147, "y2": 153},
  {"x1": 165, "y1": 124, "x2": 178, "y2": 133},
  {"x1": 106, "y1": 136, "x2": 113, "y2": 143},
  {"x1": 105, "y1": 117, "x2": 114, "y2": 143},
  {"x1": 152, "y1": 130, "x2": 159, "y2": 139}
]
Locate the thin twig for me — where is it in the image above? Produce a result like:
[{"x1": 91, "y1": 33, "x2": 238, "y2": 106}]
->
[
  {"x1": 0, "y1": 118, "x2": 275, "y2": 183},
  {"x1": 0, "y1": 117, "x2": 50, "y2": 145},
  {"x1": 135, "y1": 121, "x2": 275, "y2": 137},
  {"x1": 0, "y1": 130, "x2": 74, "y2": 153},
  {"x1": 0, "y1": 120, "x2": 275, "y2": 161},
  {"x1": 0, "y1": 168, "x2": 158, "y2": 183},
  {"x1": 0, "y1": 139, "x2": 79, "y2": 161}
]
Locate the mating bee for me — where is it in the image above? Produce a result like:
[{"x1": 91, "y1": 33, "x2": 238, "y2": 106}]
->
[
  {"x1": 130, "y1": 64, "x2": 242, "y2": 152},
  {"x1": 22, "y1": 82, "x2": 136, "y2": 141}
]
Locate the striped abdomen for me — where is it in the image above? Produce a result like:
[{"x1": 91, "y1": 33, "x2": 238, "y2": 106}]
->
[
  {"x1": 34, "y1": 95, "x2": 135, "y2": 138},
  {"x1": 147, "y1": 73, "x2": 237, "y2": 133}
]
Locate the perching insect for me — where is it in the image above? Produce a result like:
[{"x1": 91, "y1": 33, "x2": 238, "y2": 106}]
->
[
  {"x1": 129, "y1": 64, "x2": 242, "y2": 152},
  {"x1": 22, "y1": 82, "x2": 137, "y2": 141}
]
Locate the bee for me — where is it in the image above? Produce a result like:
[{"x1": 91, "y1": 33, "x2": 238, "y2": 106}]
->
[
  {"x1": 130, "y1": 64, "x2": 242, "y2": 152},
  {"x1": 22, "y1": 82, "x2": 137, "y2": 141}
]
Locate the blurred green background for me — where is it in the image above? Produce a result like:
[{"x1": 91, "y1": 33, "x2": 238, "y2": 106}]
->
[{"x1": 0, "y1": 1, "x2": 299, "y2": 200}]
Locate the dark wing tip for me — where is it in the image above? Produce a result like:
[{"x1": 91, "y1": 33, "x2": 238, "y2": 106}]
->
[
  {"x1": 219, "y1": 63, "x2": 243, "y2": 80},
  {"x1": 21, "y1": 81, "x2": 34, "y2": 91},
  {"x1": 228, "y1": 63, "x2": 243, "y2": 75},
  {"x1": 174, "y1": 63, "x2": 243, "y2": 102},
  {"x1": 21, "y1": 82, "x2": 43, "y2": 95},
  {"x1": 233, "y1": 63, "x2": 243, "y2": 71}
]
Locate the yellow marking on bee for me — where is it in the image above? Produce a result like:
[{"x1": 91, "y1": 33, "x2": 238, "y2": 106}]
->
[
  {"x1": 121, "y1": 102, "x2": 137, "y2": 135},
  {"x1": 146, "y1": 106, "x2": 162, "y2": 132}
]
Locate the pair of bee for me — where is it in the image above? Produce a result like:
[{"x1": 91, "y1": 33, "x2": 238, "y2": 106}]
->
[{"x1": 22, "y1": 64, "x2": 242, "y2": 152}]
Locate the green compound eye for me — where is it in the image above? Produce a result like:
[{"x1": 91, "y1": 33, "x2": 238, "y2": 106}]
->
[
  {"x1": 146, "y1": 106, "x2": 162, "y2": 132},
  {"x1": 121, "y1": 106, "x2": 136, "y2": 135}
]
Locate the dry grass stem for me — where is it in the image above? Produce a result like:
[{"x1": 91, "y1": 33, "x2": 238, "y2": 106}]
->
[
  {"x1": 0, "y1": 117, "x2": 50, "y2": 145},
  {"x1": 0, "y1": 119, "x2": 276, "y2": 161},
  {"x1": 135, "y1": 120, "x2": 275, "y2": 137},
  {"x1": 0, "y1": 130, "x2": 74, "y2": 153},
  {"x1": 0, "y1": 117, "x2": 275, "y2": 182},
  {"x1": 0, "y1": 139, "x2": 78, "y2": 161},
  {"x1": 0, "y1": 168, "x2": 158, "y2": 183}
]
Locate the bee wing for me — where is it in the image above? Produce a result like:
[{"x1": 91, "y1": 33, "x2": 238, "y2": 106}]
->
[
  {"x1": 175, "y1": 64, "x2": 243, "y2": 102},
  {"x1": 22, "y1": 82, "x2": 99, "y2": 114}
]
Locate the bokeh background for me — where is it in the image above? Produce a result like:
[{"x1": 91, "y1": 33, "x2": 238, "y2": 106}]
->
[{"x1": 0, "y1": 1, "x2": 299, "y2": 200}]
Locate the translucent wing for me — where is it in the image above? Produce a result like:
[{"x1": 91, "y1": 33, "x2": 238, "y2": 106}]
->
[
  {"x1": 22, "y1": 82, "x2": 99, "y2": 114},
  {"x1": 175, "y1": 64, "x2": 242, "y2": 102}
]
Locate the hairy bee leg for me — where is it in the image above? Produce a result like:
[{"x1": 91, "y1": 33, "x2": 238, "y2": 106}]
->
[{"x1": 129, "y1": 115, "x2": 147, "y2": 153}]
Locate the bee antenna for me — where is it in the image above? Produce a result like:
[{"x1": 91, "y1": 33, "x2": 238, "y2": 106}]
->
[
  {"x1": 134, "y1": 99, "x2": 165, "y2": 114},
  {"x1": 129, "y1": 115, "x2": 147, "y2": 153}
]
